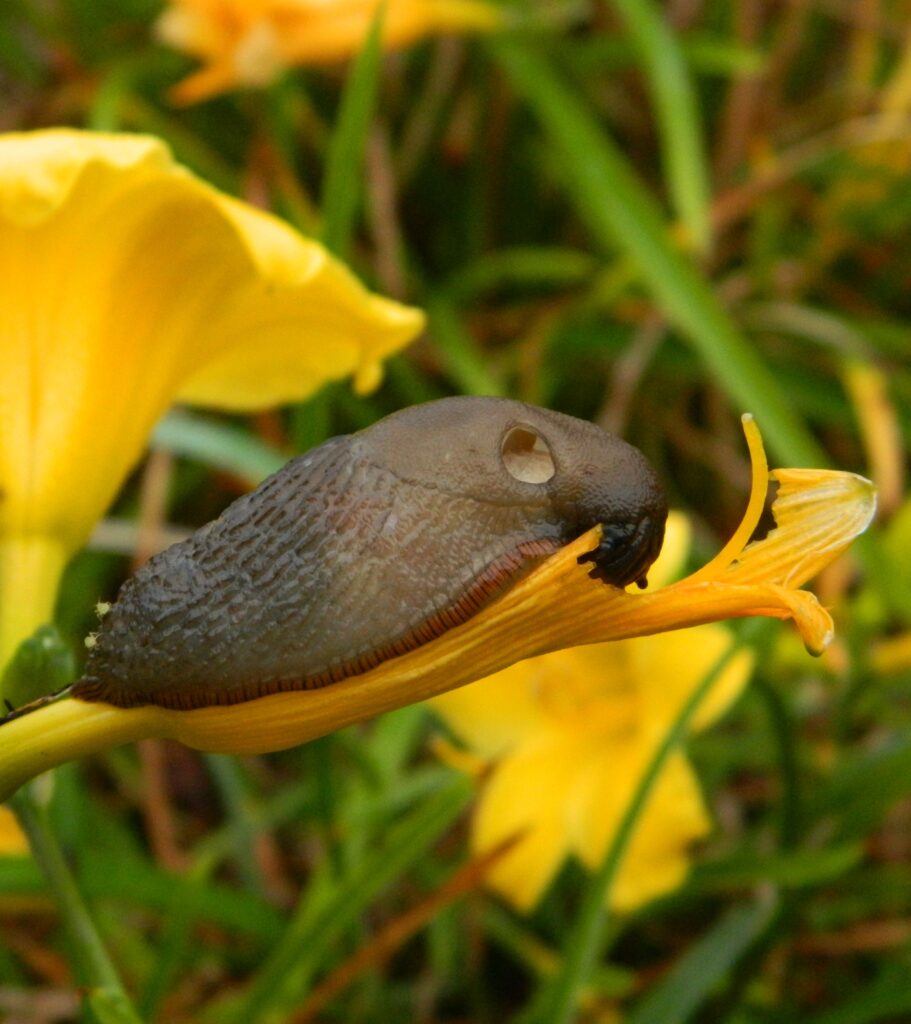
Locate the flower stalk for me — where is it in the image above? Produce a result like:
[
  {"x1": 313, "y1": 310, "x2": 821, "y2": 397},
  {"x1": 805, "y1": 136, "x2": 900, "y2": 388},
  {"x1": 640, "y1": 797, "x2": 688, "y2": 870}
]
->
[{"x1": 10, "y1": 787, "x2": 143, "y2": 1023}]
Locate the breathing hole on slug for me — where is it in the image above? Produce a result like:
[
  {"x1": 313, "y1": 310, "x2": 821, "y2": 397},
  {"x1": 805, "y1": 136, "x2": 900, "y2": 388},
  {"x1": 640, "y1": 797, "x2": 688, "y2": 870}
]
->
[{"x1": 501, "y1": 426, "x2": 556, "y2": 484}]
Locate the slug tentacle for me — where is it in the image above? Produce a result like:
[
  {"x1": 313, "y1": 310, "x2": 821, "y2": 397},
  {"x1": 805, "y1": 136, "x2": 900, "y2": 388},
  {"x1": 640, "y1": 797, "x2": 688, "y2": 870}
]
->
[{"x1": 75, "y1": 397, "x2": 668, "y2": 710}]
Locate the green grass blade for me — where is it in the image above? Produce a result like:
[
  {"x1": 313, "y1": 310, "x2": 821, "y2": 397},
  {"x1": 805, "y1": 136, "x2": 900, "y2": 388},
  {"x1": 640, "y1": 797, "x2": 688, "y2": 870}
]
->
[
  {"x1": 626, "y1": 898, "x2": 776, "y2": 1024},
  {"x1": 493, "y1": 38, "x2": 822, "y2": 468},
  {"x1": 804, "y1": 978, "x2": 911, "y2": 1024},
  {"x1": 609, "y1": 0, "x2": 712, "y2": 254},
  {"x1": 427, "y1": 295, "x2": 506, "y2": 396},
  {"x1": 11, "y1": 788, "x2": 143, "y2": 1024},
  {"x1": 320, "y1": 3, "x2": 386, "y2": 258},
  {"x1": 151, "y1": 410, "x2": 286, "y2": 485},
  {"x1": 527, "y1": 632, "x2": 752, "y2": 1024},
  {"x1": 230, "y1": 777, "x2": 472, "y2": 1022}
]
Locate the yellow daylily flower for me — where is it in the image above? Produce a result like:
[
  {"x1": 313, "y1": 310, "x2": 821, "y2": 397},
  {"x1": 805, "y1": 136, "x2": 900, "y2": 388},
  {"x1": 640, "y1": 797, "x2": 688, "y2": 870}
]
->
[
  {"x1": 157, "y1": 0, "x2": 503, "y2": 104},
  {"x1": 429, "y1": 513, "x2": 754, "y2": 912},
  {"x1": 0, "y1": 417, "x2": 875, "y2": 801},
  {"x1": 0, "y1": 806, "x2": 27, "y2": 856},
  {"x1": 0, "y1": 128, "x2": 424, "y2": 672}
]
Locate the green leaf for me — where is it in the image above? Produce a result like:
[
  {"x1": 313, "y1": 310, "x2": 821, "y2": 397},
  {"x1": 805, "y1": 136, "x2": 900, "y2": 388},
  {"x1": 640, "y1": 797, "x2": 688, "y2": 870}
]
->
[
  {"x1": 320, "y1": 2, "x2": 386, "y2": 257},
  {"x1": 695, "y1": 843, "x2": 863, "y2": 890},
  {"x1": 802, "y1": 970, "x2": 911, "y2": 1024},
  {"x1": 2, "y1": 624, "x2": 75, "y2": 709},
  {"x1": 810, "y1": 735, "x2": 911, "y2": 840},
  {"x1": 447, "y1": 246, "x2": 597, "y2": 299},
  {"x1": 426, "y1": 295, "x2": 506, "y2": 396},
  {"x1": 609, "y1": 0, "x2": 712, "y2": 253},
  {"x1": 626, "y1": 897, "x2": 777, "y2": 1024},
  {"x1": 87, "y1": 987, "x2": 144, "y2": 1024}
]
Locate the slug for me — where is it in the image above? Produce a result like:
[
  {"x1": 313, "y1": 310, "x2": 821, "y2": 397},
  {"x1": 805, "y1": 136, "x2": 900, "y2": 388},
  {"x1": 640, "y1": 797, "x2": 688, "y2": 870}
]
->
[{"x1": 73, "y1": 397, "x2": 667, "y2": 711}]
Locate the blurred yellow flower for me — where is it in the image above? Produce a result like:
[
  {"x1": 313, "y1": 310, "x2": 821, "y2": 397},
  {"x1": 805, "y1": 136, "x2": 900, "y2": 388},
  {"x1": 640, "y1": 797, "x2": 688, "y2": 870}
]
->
[
  {"x1": 0, "y1": 129, "x2": 424, "y2": 674},
  {"x1": 157, "y1": 0, "x2": 503, "y2": 104},
  {"x1": 0, "y1": 806, "x2": 27, "y2": 856},
  {"x1": 430, "y1": 513, "x2": 754, "y2": 912},
  {"x1": 0, "y1": 418, "x2": 876, "y2": 801}
]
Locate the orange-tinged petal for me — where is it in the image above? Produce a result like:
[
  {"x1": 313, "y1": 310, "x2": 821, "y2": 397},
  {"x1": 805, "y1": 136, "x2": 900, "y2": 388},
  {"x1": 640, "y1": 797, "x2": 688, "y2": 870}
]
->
[
  {"x1": 722, "y1": 468, "x2": 877, "y2": 588},
  {"x1": 158, "y1": 0, "x2": 503, "y2": 103},
  {"x1": 431, "y1": 618, "x2": 749, "y2": 762},
  {"x1": 685, "y1": 414, "x2": 767, "y2": 585}
]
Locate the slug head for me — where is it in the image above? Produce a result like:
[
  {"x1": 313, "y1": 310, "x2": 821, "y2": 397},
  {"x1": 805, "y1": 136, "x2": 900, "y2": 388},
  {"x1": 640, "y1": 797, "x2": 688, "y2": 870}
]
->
[{"x1": 357, "y1": 397, "x2": 668, "y2": 588}]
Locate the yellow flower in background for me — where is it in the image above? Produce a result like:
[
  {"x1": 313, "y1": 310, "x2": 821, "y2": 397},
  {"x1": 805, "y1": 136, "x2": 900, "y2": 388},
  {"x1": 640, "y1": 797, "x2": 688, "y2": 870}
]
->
[
  {"x1": 431, "y1": 513, "x2": 754, "y2": 912},
  {"x1": 0, "y1": 419, "x2": 876, "y2": 801},
  {"x1": 157, "y1": 0, "x2": 503, "y2": 104},
  {"x1": 0, "y1": 806, "x2": 27, "y2": 856},
  {"x1": 0, "y1": 129, "x2": 424, "y2": 673}
]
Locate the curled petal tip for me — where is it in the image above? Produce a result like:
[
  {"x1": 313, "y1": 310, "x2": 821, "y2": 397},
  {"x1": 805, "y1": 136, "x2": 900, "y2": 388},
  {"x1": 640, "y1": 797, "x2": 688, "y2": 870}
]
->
[{"x1": 781, "y1": 588, "x2": 835, "y2": 656}]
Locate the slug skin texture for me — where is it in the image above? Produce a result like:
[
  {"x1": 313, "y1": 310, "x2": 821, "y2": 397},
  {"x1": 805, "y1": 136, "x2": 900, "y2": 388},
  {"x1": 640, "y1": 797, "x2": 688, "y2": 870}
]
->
[{"x1": 76, "y1": 397, "x2": 667, "y2": 710}]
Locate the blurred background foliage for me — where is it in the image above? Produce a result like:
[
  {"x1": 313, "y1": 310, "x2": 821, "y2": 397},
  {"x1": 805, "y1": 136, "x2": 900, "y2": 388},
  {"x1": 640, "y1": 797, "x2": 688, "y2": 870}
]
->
[{"x1": 1, "y1": 0, "x2": 911, "y2": 1022}]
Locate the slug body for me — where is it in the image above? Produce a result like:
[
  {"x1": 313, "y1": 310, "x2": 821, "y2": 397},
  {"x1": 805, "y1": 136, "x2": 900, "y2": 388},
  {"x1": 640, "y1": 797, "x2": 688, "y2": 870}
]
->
[{"x1": 76, "y1": 397, "x2": 667, "y2": 710}]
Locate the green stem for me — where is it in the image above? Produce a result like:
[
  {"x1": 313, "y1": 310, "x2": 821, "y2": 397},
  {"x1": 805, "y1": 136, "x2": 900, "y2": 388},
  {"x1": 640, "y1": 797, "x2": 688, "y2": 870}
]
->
[
  {"x1": 320, "y1": 2, "x2": 386, "y2": 258},
  {"x1": 530, "y1": 632, "x2": 752, "y2": 1024},
  {"x1": 10, "y1": 786, "x2": 143, "y2": 1024}
]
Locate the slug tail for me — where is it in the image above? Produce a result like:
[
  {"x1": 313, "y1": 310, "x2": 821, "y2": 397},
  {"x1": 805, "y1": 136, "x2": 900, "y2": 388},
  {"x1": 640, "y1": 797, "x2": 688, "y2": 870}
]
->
[{"x1": 72, "y1": 539, "x2": 560, "y2": 712}]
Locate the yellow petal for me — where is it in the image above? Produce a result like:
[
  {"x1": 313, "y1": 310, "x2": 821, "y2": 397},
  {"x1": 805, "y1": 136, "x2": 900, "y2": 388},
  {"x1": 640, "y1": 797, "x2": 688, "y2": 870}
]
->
[
  {"x1": 574, "y1": 747, "x2": 711, "y2": 912},
  {"x1": 684, "y1": 414, "x2": 768, "y2": 585},
  {"x1": 722, "y1": 468, "x2": 877, "y2": 588},
  {"x1": 0, "y1": 805, "x2": 28, "y2": 856},
  {"x1": 174, "y1": 195, "x2": 423, "y2": 407},
  {"x1": 430, "y1": 659, "x2": 549, "y2": 759},
  {"x1": 0, "y1": 538, "x2": 68, "y2": 676},
  {"x1": 470, "y1": 729, "x2": 585, "y2": 910},
  {"x1": 0, "y1": 128, "x2": 421, "y2": 546},
  {"x1": 0, "y1": 128, "x2": 422, "y2": 664},
  {"x1": 626, "y1": 626, "x2": 754, "y2": 735}
]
